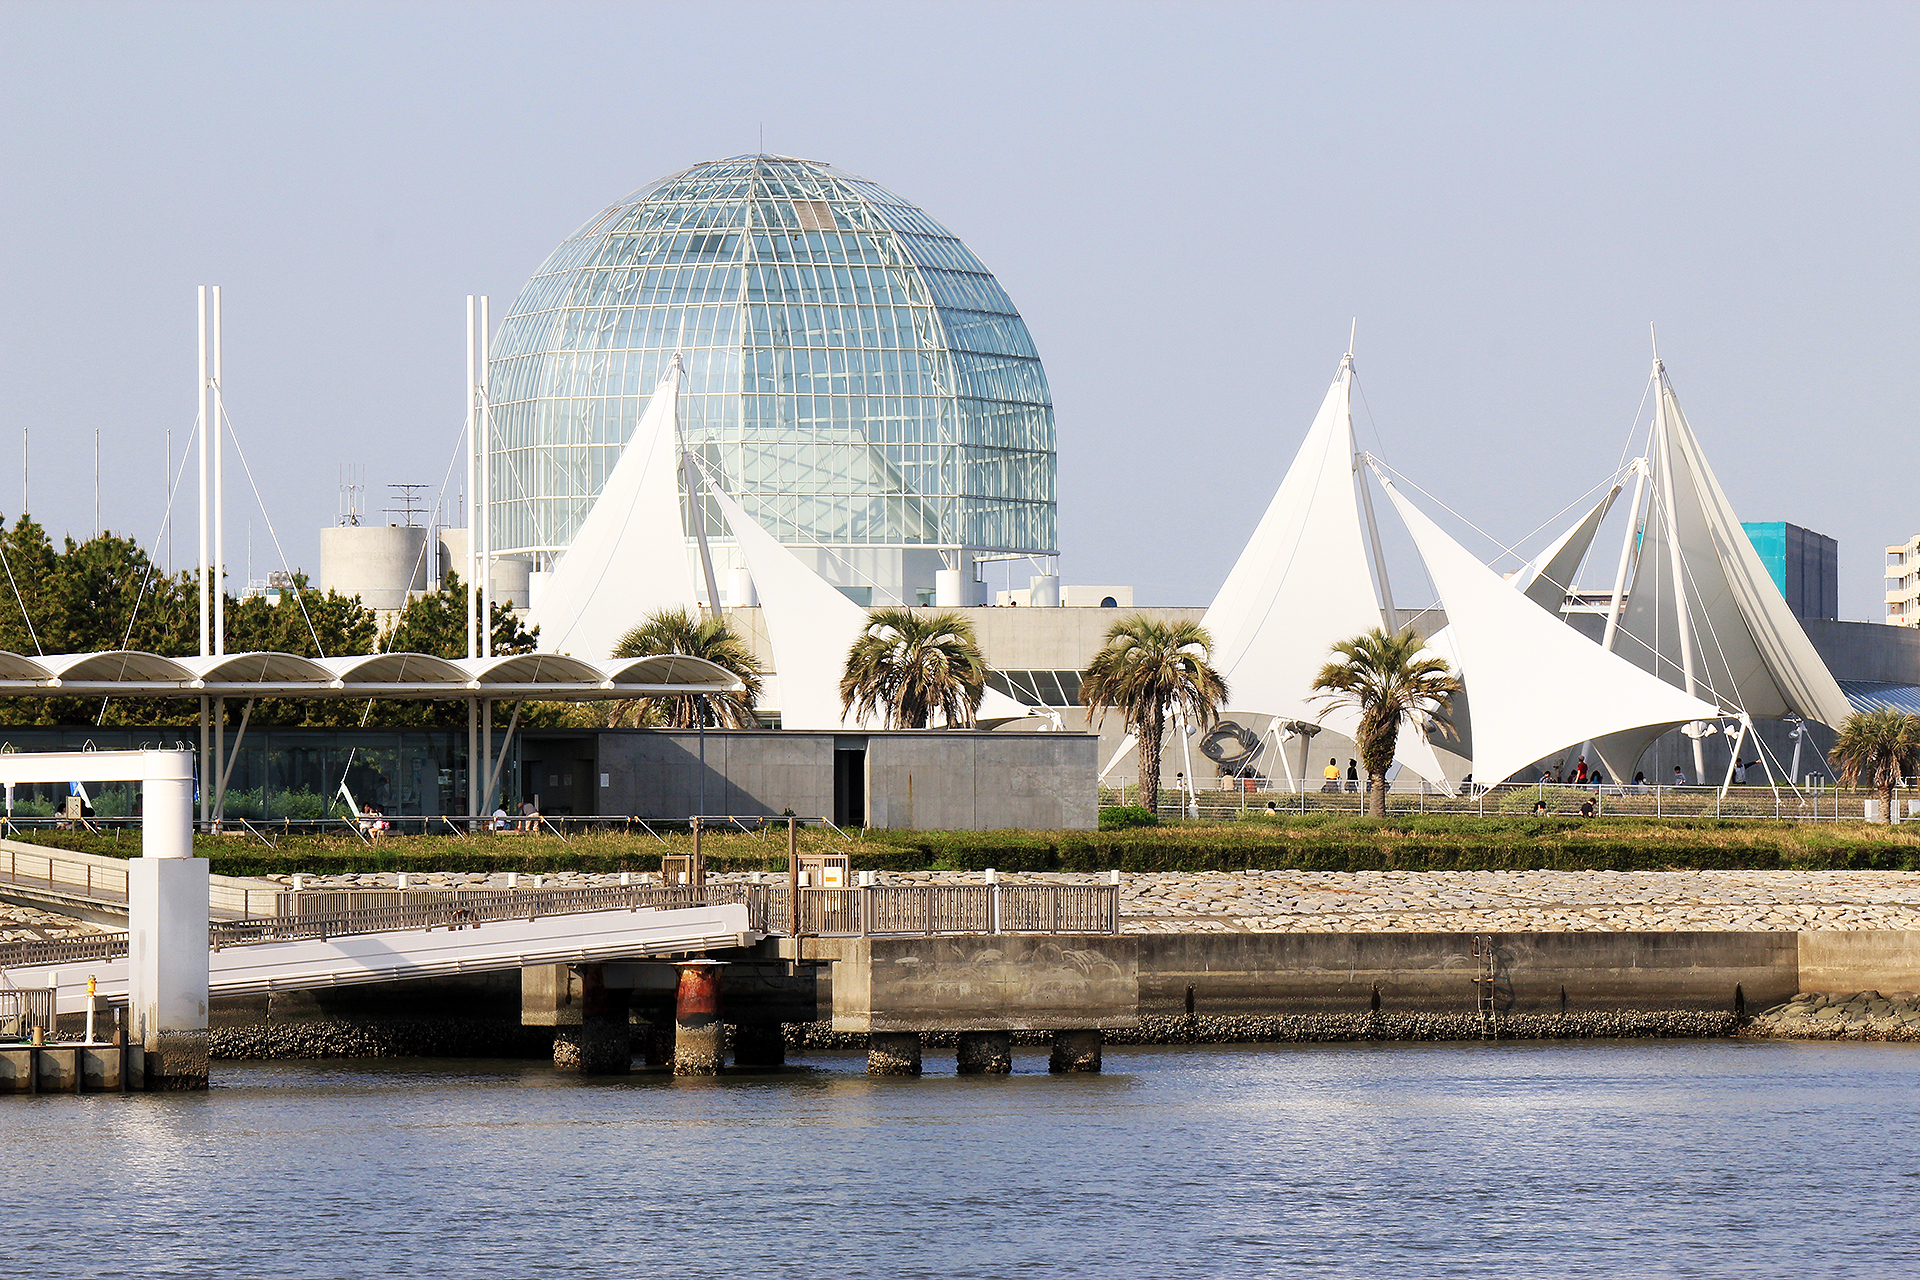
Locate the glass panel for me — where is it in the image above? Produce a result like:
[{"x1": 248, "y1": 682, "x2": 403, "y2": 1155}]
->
[{"x1": 488, "y1": 156, "x2": 1056, "y2": 565}]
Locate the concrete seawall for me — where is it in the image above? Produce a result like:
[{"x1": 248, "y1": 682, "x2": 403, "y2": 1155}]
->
[
  {"x1": 192, "y1": 929, "x2": 1920, "y2": 1058},
  {"x1": 1137, "y1": 932, "x2": 1801, "y2": 1018}
]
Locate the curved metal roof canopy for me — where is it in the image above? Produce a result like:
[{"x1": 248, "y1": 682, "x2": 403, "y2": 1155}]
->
[{"x1": 0, "y1": 649, "x2": 740, "y2": 700}]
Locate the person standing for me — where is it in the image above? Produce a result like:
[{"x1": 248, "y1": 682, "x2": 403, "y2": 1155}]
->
[
  {"x1": 1346, "y1": 760, "x2": 1359, "y2": 793},
  {"x1": 1323, "y1": 758, "x2": 1341, "y2": 793},
  {"x1": 1672, "y1": 766, "x2": 1686, "y2": 788}
]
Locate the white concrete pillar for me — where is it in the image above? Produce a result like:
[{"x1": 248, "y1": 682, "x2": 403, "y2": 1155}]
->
[
  {"x1": 934, "y1": 568, "x2": 965, "y2": 607},
  {"x1": 730, "y1": 565, "x2": 759, "y2": 607},
  {"x1": 129, "y1": 749, "x2": 208, "y2": 1090},
  {"x1": 1028, "y1": 574, "x2": 1060, "y2": 607}
]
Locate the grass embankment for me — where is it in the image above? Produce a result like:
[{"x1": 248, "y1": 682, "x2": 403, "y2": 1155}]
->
[{"x1": 14, "y1": 812, "x2": 1920, "y2": 877}]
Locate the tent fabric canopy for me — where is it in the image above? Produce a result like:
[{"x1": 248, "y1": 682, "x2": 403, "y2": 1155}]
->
[
  {"x1": 1379, "y1": 471, "x2": 1721, "y2": 787},
  {"x1": 0, "y1": 649, "x2": 736, "y2": 700},
  {"x1": 527, "y1": 361, "x2": 699, "y2": 659},
  {"x1": 1196, "y1": 359, "x2": 1453, "y2": 785},
  {"x1": 1611, "y1": 370, "x2": 1852, "y2": 728},
  {"x1": 703, "y1": 476, "x2": 1028, "y2": 729},
  {"x1": 1515, "y1": 485, "x2": 1618, "y2": 614}
]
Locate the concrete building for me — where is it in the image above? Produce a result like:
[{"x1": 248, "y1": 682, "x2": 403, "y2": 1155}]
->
[
  {"x1": 1887, "y1": 534, "x2": 1920, "y2": 627},
  {"x1": 1741, "y1": 521, "x2": 1838, "y2": 621},
  {"x1": 318, "y1": 524, "x2": 431, "y2": 611},
  {"x1": 518, "y1": 728, "x2": 1096, "y2": 830}
]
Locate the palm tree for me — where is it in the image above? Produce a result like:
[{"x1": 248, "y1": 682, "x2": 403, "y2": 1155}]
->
[
  {"x1": 1829, "y1": 708, "x2": 1920, "y2": 822},
  {"x1": 611, "y1": 608, "x2": 764, "y2": 729},
  {"x1": 1311, "y1": 626, "x2": 1460, "y2": 817},
  {"x1": 840, "y1": 608, "x2": 987, "y2": 728},
  {"x1": 1080, "y1": 615, "x2": 1227, "y2": 813}
]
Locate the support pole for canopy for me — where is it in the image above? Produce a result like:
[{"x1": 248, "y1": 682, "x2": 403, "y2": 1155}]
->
[
  {"x1": 1654, "y1": 362, "x2": 1706, "y2": 781},
  {"x1": 1356, "y1": 451, "x2": 1398, "y2": 630},
  {"x1": 1718, "y1": 715, "x2": 1750, "y2": 799},
  {"x1": 681, "y1": 449, "x2": 724, "y2": 615},
  {"x1": 1173, "y1": 705, "x2": 1198, "y2": 814},
  {"x1": 1602, "y1": 458, "x2": 1649, "y2": 652},
  {"x1": 213, "y1": 697, "x2": 255, "y2": 820},
  {"x1": 1273, "y1": 723, "x2": 1296, "y2": 793},
  {"x1": 198, "y1": 696, "x2": 209, "y2": 829},
  {"x1": 1097, "y1": 734, "x2": 1137, "y2": 782},
  {"x1": 483, "y1": 700, "x2": 524, "y2": 817},
  {"x1": 466, "y1": 696, "x2": 478, "y2": 823}
]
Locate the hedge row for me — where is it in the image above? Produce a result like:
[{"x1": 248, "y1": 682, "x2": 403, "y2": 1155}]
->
[{"x1": 14, "y1": 815, "x2": 1920, "y2": 877}]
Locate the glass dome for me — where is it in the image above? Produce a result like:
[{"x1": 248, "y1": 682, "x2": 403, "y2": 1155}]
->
[{"x1": 486, "y1": 154, "x2": 1056, "y2": 596}]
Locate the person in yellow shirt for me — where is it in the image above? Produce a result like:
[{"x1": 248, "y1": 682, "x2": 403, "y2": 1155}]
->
[{"x1": 1322, "y1": 757, "x2": 1341, "y2": 793}]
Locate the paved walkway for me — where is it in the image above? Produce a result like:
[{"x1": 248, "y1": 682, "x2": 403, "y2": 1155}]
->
[{"x1": 264, "y1": 868, "x2": 1920, "y2": 933}]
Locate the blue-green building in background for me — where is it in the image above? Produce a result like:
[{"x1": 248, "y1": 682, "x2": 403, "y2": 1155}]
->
[{"x1": 1741, "y1": 521, "x2": 1838, "y2": 621}]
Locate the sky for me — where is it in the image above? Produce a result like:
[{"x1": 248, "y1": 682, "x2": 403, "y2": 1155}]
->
[{"x1": 1, "y1": 0, "x2": 1914, "y2": 620}]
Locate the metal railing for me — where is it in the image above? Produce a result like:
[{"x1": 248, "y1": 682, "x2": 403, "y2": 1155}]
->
[
  {"x1": 1108, "y1": 780, "x2": 1905, "y2": 823},
  {"x1": 785, "y1": 884, "x2": 1119, "y2": 937},
  {"x1": 208, "y1": 883, "x2": 748, "y2": 947},
  {"x1": 0, "y1": 843, "x2": 131, "y2": 903},
  {"x1": 0, "y1": 932, "x2": 130, "y2": 971},
  {"x1": 1, "y1": 879, "x2": 1121, "y2": 972},
  {"x1": 0, "y1": 988, "x2": 55, "y2": 1039}
]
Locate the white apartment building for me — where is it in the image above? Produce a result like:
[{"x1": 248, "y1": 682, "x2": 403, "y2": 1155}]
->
[{"x1": 1888, "y1": 534, "x2": 1920, "y2": 626}]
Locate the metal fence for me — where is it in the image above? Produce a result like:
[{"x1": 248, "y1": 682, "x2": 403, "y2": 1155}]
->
[
  {"x1": 0, "y1": 988, "x2": 55, "y2": 1040},
  {"x1": 1108, "y1": 781, "x2": 1913, "y2": 823},
  {"x1": 0, "y1": 843, "x2": 130, "y2": 903},
  {"x1": 0, "y1": 878, "x2": 1121, "y2": 973}
]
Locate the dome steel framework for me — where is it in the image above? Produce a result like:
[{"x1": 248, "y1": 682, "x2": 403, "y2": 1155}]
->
[{"x1": 486, "y1": 154, "x2": 1057, "y2": 594}]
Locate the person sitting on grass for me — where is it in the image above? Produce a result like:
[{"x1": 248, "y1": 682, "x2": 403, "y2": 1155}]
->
[
  {"x1": 1533, "y1": 800, "x2": 1549, "y2": 815},
  {"x1": 1579, "y1": 797, "x2": 1596, "y2": 817}
]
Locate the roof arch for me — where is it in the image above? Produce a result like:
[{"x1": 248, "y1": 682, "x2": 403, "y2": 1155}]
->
[
  {"x1": 178, "y1": 652, "x2": 335, "y2": 684},
  {"x1": 315, "y1": 653, "x2": 471, "y2": 686},
  {"x1": 599, "y1": 654, "x2": 739, "y2": 688},
  {"x1": 0, "y1": 651, "x2": 52, "y2": 681},
  {"x1": 42, "y1": 651, "x2": 195, "y2": 683},
  {"x1": 461, "y1": 654, "x2": 610, "y2": 686}
]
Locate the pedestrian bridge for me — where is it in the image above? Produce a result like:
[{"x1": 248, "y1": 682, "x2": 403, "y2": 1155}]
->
[
  {"x1": 2, "y1": 894, "x2": 756, "y2": 1017},
  {"x1": 0, "y1": 879, "x2": 1121, "y2": 1017}
]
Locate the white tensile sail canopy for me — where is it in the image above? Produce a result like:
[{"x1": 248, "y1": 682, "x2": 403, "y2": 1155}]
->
[
  {"x1": 1514, "y1": 485, "x2": 1619, "y2": 614},
  {"x1": 1605, "y1": 362, "x2": 1852, "y2": 729},
  {"x1": 1376, "y1": 466, "x2": 1722, "y2": 787},
  {"x1": 1196, "y1": 355, "x2": 1456, "y2": 784},
  {"x1": 700, "y1": 474, "x2": 1030, "y2": 731},
  {"x1": 1202, "y1": 357, "x2": 1384, "y2": 728},
  {"x1": 526, "y1": 361, "x2": 698, "y2": 658}
]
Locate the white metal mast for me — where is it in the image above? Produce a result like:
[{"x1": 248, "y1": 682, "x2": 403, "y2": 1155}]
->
[
  {"x1": 478, "y1": 295, "x2": 493, "y2": 660},
  {"x1": 1653, "y1": 356, "x2": 1705, "y2": 781},
  {"x1": 465, "y1": 296, "x2": 478, "y2": 661},
  {"x1": 197, "y1": 287, "x2": 210, "y2": 659},
  {"x1": 1601, "y1": 456, "x2": 1649, "y2": 651},
  {"x1": 1345, "y1": 354, "x2": 1398, "y2": 630},
  {"x1": 464, "y1": 296, "x2": 479, "y2": 821},
  {"x1": 211, "y1": 285, "x2": 225, "y2": 656}
]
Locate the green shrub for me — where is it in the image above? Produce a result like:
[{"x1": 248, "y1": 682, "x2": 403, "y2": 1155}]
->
[{"x1": 1098, "y1": 805, "x2": 1160, "y2": 830}]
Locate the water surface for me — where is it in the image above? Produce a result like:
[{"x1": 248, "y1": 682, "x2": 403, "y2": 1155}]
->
[{"x1": 6, "y1": 1040, "x2": 1917, "y2": 1277}]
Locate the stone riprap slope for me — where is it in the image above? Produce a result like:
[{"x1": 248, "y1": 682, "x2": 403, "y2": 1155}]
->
[
  {"x1": 1, "y1": 900, "x2": 109, "y2": 943},
  {"x1": 1745, "y1": 991, "x2": 1920, "y2": 1040},
  {"x1": 270, "y1": 867, "x2": 1920, "y2": 933}
]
